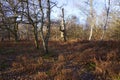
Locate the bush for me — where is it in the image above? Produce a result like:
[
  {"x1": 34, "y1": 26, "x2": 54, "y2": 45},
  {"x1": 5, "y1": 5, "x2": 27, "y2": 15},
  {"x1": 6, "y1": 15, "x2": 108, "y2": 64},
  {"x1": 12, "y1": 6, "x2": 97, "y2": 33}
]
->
[{"x1": 111, "y1": 25, "x2": 120, "y2": 40}]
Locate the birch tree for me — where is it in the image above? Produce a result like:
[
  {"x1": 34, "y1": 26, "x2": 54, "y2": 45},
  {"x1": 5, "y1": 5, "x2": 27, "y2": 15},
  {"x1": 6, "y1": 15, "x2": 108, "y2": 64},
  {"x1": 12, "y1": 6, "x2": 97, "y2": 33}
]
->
[
  {"x1": 88, "y1": 0, "x2": 95, "y2": 40},
  {"x1": 77, "y1": 0, "x2": 96, "y2": 40}
]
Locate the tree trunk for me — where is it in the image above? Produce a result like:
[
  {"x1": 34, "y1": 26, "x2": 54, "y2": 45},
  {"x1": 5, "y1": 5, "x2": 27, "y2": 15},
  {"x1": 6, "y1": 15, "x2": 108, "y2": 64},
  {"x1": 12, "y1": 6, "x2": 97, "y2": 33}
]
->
[
  {"x1": 89, "y1": 25, "x2": 93, "y2": 40},
  {"x1": 26, "y1": 24, "x2": 30, "y2": 40},
  {"x1": 34, "y1": 26, "x2": 39, "y2": 49},
  {"x1": 14, "y1": 23, "x2": 19, "y2": 42},
  {"x1": 88, "y1": 0, "x2": 94, "y2": 40},
  {"x1": 8, "y1": 30, "x2": 11, "y2": 40},
  {"x1": 60, "y1": 8, "x2": 67, "y2": 42},
  {"x1": 39, "y1": 0, "x2": 51, "y2": 54},
  {"x1": 44, "y1": 0, "x2": 51, "y2": 54},
  {"x1": 1, "y1": 32, "x2": 4, "y2": 41},
  {"x1": 101, "y1": 25, "x2": 106, "y2": 40},
  {"x1": 101, "y1": 0, "x2": 110, "y2": 40}
]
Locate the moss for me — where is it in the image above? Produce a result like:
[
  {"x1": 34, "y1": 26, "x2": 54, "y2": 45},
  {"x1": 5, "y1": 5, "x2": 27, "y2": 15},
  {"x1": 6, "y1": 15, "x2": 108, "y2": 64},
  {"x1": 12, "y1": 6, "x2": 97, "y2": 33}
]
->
[{"x1": 86, "y1": 62, "x2": 96, "y2": 71}]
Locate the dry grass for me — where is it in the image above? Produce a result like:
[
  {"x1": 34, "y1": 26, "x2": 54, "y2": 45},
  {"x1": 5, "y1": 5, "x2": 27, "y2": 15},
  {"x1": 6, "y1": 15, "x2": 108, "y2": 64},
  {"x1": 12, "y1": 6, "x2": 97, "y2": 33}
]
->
[{"x1": 0, "y1": 40, "x2": 120, "y2": 80}]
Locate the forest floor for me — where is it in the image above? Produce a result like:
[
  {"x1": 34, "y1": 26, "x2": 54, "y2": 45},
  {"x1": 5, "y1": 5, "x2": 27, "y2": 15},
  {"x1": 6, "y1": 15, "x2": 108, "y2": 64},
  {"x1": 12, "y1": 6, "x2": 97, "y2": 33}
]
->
[{"x1": 0, "y1": 40, "x2": 120, "y2": 80}]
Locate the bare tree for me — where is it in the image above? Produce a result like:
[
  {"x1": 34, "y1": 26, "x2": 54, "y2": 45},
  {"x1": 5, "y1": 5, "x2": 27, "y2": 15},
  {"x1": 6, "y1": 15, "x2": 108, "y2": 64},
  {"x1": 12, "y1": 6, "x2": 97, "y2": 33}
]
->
[
  {"x1": 38, "y1": 0, "x2": 51, "y2": 53},
  {"x1": 38, "y1": 0, "x2": 46, "y2": 52},
  {"x1": 101, "y1": 0, "x2": 111, "y2": 40},
  {"x1": 77, "y1": 0, "x2": 96, "y2": 40},
  {"x1": 0, "y1": 0, "x2": 20, "y2": 41},
  {"x1": 88, "y1": 0, "x2": 95, "y2": 40},
  {"x1": 22, "y1": 0, "x2": 40, "y2": 49},
  {"x1": 60, "y1": 8, "x2": 67, "y2": 42},
  {"x1": 43, "y1": 0, "x2": 51, "y2": 54}
]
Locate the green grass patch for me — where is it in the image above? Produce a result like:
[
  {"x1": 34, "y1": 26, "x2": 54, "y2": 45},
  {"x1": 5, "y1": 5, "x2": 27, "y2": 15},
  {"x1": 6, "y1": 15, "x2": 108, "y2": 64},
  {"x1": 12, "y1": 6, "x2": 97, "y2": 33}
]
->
[{"x1": 86, "y1": 62, "x2": 96, "y2": 71}]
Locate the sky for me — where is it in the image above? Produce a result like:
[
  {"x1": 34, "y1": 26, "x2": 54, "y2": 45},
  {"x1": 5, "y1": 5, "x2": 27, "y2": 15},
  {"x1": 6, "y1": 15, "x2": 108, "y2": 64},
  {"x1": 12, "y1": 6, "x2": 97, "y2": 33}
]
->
[{"x1": 51, "y1": 0, "x2": 105, "y2": 24}]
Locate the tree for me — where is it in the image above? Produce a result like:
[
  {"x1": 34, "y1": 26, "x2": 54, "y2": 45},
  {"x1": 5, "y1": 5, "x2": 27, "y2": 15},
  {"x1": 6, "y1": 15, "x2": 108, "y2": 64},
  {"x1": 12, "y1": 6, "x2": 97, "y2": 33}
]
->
[
  {"x1": 101, "y1": 0, "x2": 111, "y2": 40},
  {"x1": 21, "y1": 0, "x2": 53, "y2": 53},
  {"x1": 38, "y1": 0, "x2": 52, "y2": 53},
  {"x1": 20, "y1": 0, "x2": 40, "y2": 49},
  {"x1": 0, "y1": 0, "x2": 20, "y2": 41},
  {"x1": 43, "y1": 0, "x2": 51, "y2": 54},
  {"x1": 60, "y1": 8, "x2": 67, "y2": 42},
  {"x1": 88, "y1": 0, "x2": 95, "y2": 40},
  {"x1": 77, "y1": 0, "x2": 96, "y2": 40}
]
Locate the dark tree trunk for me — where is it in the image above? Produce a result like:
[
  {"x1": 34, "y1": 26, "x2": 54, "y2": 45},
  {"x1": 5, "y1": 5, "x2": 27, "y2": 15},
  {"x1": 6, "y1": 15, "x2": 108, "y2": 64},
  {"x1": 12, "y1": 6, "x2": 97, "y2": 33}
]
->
[
  {"x1": 34, "y1": 26, "x2": 39, "y2": 49},
  {"x1": 44, "y1": 0, "x2": 51, "y2": 54},
  {"x1": 14, "y1": 23, "x2": 19, "y2": 42},
  {"x1": 101, "y1": 0, "x2": 110, "y2": 40}
]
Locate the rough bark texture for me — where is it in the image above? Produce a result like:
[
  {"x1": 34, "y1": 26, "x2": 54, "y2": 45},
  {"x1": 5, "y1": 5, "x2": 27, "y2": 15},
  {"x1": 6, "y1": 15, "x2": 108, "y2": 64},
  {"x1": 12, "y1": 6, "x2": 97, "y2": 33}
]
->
[
  {"x1": 39, "y1": 0, "x2": 51, "y2": 54},
  {"x1": 39, "y1": 0, "x2": 46, "y2": 53},
  {"x1": 14, "y1": 20, "x2": 19, "y2": 42},
  {"x1": 60, "y1": 8, "x2": 67, "y2": 42},
  {"x1": 44, "y1": 0, "x2": 51, "y2": 54},
  {"x1": 34, "y1": 25, "x2": 39, "y2": 49}
]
